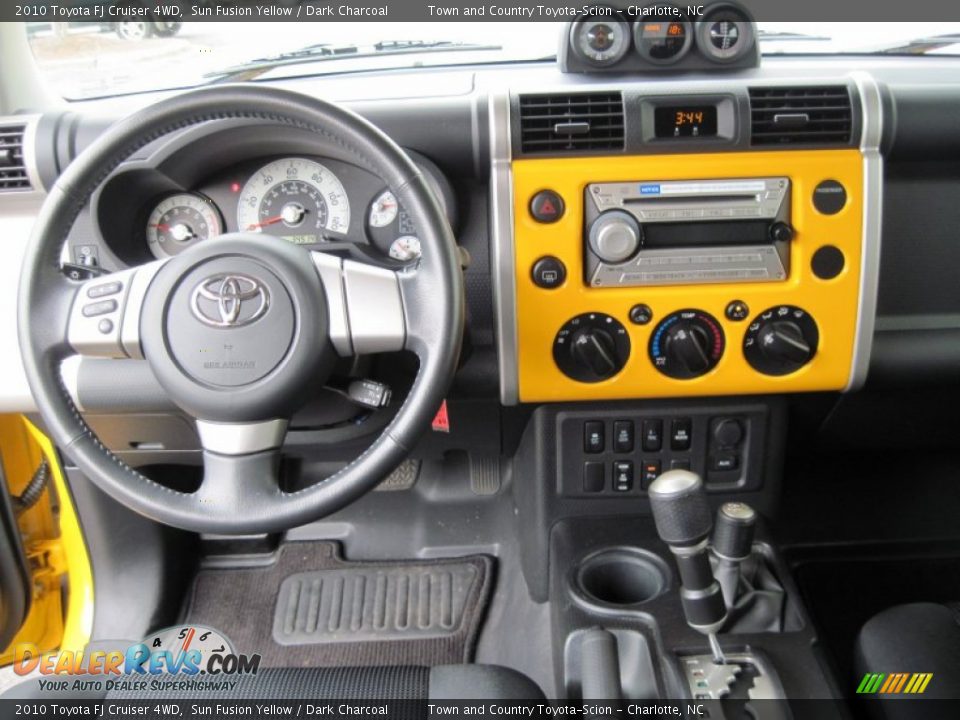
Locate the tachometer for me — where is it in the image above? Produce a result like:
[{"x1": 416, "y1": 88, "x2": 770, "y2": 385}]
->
[
  {"x1": 237, "y1": 158, "x2": 350, "y2": 244},
  {"x1": 146, "y1": 193, "x2": 222, "y2": 259}
]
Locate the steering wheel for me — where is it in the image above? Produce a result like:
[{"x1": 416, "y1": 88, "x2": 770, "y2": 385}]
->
[{"x1": 17, "y1": 86, "x2": 464, "y2": 534}]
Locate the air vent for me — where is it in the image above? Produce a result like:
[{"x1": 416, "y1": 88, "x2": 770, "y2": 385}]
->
[
  {"x1": 749, "y1": 86, "x2": 853, "y2": 146},
  {"x1": 0, "y1": 122, "x2": 31, "y2": 192},
  {"x1": 519, "y1": 92, "x2": 625, "y2": 154}
]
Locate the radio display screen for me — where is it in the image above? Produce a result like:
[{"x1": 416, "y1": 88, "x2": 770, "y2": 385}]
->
[{"x1": 654, "y1": 105, "x2": 719, "y2": 138}]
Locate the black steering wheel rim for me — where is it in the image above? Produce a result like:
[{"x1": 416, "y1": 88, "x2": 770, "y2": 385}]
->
[{"x1": 17, "y1": 85, "x2": 464, "y2": 534}]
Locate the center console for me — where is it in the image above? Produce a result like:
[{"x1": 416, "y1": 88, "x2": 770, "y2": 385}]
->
[{"x1": 488, "y1": 23, "x2": 882, "y2": 708}]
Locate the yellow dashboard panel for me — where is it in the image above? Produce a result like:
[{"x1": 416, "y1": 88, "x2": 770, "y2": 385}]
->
[{"x1": 512, "y1": 149, "x2": 864, "y2": 402}]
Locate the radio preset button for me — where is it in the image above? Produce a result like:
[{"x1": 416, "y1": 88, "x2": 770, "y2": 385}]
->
[
  {"x1": 813, "y1": 180, "x2": 847, "y2": 215},
  {"x1": 531, "y1": 256, "x2": 566, "y2": 289},
  {"x1": 530, "y1": 190, "x2": 565, "y2": 223}
]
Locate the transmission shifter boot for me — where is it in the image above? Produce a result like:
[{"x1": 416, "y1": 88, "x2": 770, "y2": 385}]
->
[{"x1": 717, "y1": 554, "x2": 788, "y2": 634}]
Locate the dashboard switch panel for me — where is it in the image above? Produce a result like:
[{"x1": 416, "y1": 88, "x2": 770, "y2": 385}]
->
[{"x1": 558, "y1": 405, "x2": 768, "y2": 497}]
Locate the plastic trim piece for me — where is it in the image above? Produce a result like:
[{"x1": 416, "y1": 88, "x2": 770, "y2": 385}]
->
[
  {"x1": 196, "y1": 418, "x2": 288, "y2": 455},
  {"x1": 846, "y1": 72, "x2": 884, "y2": 392},
  {"x1": 489, "y1": 91, "x2": 519, "y2": 406}
]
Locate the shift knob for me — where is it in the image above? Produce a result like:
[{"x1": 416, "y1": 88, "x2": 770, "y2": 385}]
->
[
  {"x1": 649, "y1": 470, "x2": 727, "y2": 635},
  {"x1": 712, "y1": 502, "x2": 757, "y2": 562},
  {"x1": 648, "y1": 469, "x2": 713, "y2": 547}
]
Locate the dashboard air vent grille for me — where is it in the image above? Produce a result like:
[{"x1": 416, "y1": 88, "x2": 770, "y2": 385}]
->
[
  {"x1": 749, "y1": 86, "x2": 852, "y2": 146},
  {"x1": 0, "y1": 122, "x2": 31, "y2": 191},
  {"x1": 518, "y1": 92, "x2": 625, "y2": 154}
]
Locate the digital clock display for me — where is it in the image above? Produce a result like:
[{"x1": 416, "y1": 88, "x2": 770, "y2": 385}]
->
[{"x1": 654, "y1": 105, "x2": 719, "y2": 138}]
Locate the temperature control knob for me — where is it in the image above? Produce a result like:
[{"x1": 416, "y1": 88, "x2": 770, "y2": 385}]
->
[
  {"x1": 588, "y1": 211, "x2": 642, "y2": 264},
  {"x1": 650, "y1": 310, "x2": 725, "y2": 379},
  {"x1": 744, "y1": 305, "x2": 819, "y2": 376},
  {"x1": 554, "y1": 313, "x2": 631, "y2": 383}
]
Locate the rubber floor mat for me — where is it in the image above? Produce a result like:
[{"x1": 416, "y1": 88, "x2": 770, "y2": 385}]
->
[{"x1": 184, "y1": 542, "x2": 494, "y2": 668}]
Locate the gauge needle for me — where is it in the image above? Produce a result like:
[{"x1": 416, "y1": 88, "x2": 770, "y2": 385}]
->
[
  {"x1": 149, "y1": 224, "x2": 170, "y2": 231},
  {"x1": 246, "y1": 215, "x2": 284, "y2": 230}
]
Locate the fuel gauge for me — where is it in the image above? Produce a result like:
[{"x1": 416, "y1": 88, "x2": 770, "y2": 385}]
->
[{"x1": 388, "y1": 236, "x2": 421, "y2": 263}]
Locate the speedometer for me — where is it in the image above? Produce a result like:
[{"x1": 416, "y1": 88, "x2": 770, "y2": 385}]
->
[{"x1": 236, "y1": 158, "x2": 350, "y2": 244}]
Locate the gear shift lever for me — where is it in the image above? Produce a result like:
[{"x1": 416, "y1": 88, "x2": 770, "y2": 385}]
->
[{"x1": 648, "y1": 470, "x2": 727, "y2": 662}]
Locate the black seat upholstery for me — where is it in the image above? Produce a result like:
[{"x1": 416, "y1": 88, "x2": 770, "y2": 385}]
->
[
  {"x1": 854, "y1": 602, "x2": 960, "y2": 720},
  {"x1": 3, "y1": 664, "x2": 544, "y2": 702}
]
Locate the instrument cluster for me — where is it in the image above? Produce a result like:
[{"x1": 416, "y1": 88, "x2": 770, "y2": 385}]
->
[{"x1": 136, "y1": 154, "x2": 454, "y2": 265}]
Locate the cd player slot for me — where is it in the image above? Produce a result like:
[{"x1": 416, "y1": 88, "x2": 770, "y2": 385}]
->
[{"x1": 623, "y1": 194, "x2": 759, "y2": 204}]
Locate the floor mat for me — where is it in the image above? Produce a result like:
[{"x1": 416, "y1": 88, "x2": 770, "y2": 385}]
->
[{"x1": 184, "y1": 542, "x2": 494, "y2": 668}]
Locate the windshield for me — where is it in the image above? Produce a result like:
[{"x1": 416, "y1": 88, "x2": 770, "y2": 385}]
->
[{"x1": 25, "y1": 21, "x2": 960, "y2": 101}]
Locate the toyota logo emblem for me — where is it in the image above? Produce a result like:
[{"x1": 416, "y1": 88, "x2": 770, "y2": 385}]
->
[{"x1": 190, "y1": 274, "x2": 270, "y2": 328}]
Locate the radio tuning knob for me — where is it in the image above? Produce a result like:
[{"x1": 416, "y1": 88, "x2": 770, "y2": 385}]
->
[
  {"x1": 769, "y1": 222, "x2": 794, "y2": 243},
  {"x1": 589, "y1": 210, "x2": 642, "y2": 264}
]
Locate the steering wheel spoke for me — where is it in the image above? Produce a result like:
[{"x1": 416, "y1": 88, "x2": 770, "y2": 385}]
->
[
  {"x1": 66, "y1": 261, "x2": 164, "y2": 359},
  {"x1": 311, "y1": 252, "x2": 407, "y2": 356}
]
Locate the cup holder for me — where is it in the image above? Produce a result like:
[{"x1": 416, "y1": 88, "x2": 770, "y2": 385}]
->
[{"x1": 572, "y1": 547, "x2": 671, "y2": 608}]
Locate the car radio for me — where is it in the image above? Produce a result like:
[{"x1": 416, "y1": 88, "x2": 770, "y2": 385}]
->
[{"x1": 584, "y1": 177, "x2": 793, "y2": 287}]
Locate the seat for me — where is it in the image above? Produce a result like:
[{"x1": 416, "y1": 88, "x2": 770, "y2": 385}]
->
[
  {"x1": 854, "y1": 602, "x2": 960, "y2": 720},
  {"x1": 2, "y1": 664, "x2": 544, "y2": 702}
]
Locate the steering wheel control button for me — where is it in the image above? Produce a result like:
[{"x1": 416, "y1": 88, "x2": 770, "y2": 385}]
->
[
  {"x1": 532, "y1": 256, "x2": 566, "y2": 289},
  {"x1": 744, "y1": 305, "x2": 820, "y2": 376},
  {"x1": 649, "y1": 309, "x2": 725, "y2": 379},
  {"x1": 554, "y1": 313, "x2": 631, "y2": 383},
  {"x1": 613, "y1": 420, "x2": 635, "y2": 453},
  {"x1": 82, "y1": 299, "x2": 118, "y2": 317},
  {"x1": 642, "y1": 419, "x2": 664, "y2": 452},
  {"x1": 530, "y1": 190, "x2": 565, "y2": 223},
  {"x1": 629, "y1": 304, "x2": 654, "y2": 325},
  {"x1": 97, "y1": 319, "x2": 114, "y2": 335},
  {"x1": 671, "y1": 418, "x2": 693, "y2": 451},
  {"x1": 812, "y1": 245, "x2": 846, "y2": 280},
  {"x1": 813, "y1": 180, "x2": 847, "y2": 215},
  {"x1": 613, "y1": 461, "x2": 634, "y2": 492},
  {"x1": 87, "y1": 281, "x2": 122, "y2": 299},
  {"x1": 725, "y1": 300, "x2": 750, "y2": 322},
  {"x1": 583, "y1": 462, "x2": 605, "y2": 493},
  {"x1": 584, "y1": 421, "x2": 605, "y2": 454}
]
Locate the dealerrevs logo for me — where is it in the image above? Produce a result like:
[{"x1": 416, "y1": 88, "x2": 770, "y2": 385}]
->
[{"x1": 14, "y1": 625, "x2": 260, "y2": 683}]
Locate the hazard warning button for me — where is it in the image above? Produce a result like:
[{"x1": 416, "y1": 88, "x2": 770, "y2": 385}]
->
[{"x1": 529, "y1": 190, "x2": 565, "y2": 223}]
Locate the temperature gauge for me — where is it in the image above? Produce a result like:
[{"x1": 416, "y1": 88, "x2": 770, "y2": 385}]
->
[
  {"x1": 369, "y1": 190, "x2": 399, "y2": 228},
  {"x1": 146, "y1": 193, "x2": 222, "y2": 259},
  {"x1": 635, "y1": 18, "x2": 692, "y2": 64}
]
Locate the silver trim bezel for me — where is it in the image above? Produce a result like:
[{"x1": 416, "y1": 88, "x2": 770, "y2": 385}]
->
[
  {"x1": 489, "y1": 91, "x2": 519, "y2": 406},
  {"x1": 846, "y1": 71, "x2": 883, "y2": 392}
]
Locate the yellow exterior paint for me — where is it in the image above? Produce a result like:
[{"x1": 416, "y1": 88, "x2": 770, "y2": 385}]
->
[
  {"x1": 0, "y1": 416, "x2": 93, "y2": 665},
  {"x1": 512, "y1": 150, "x2": 864, "y2": 402}
]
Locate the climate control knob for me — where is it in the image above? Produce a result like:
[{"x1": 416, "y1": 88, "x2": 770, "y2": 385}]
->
[
  {"x1": 649, "y1": 310, "x2": 725, "y2": 379},
  {"x1": 588, "y1": 210, "x2": 642, "y2": 264},
  {"x1": 554, "y1": 313, "x2": 631, "y2": 383},
  {"x1": 744, "y1": 305, "x2": 819, "y2": 376}
]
